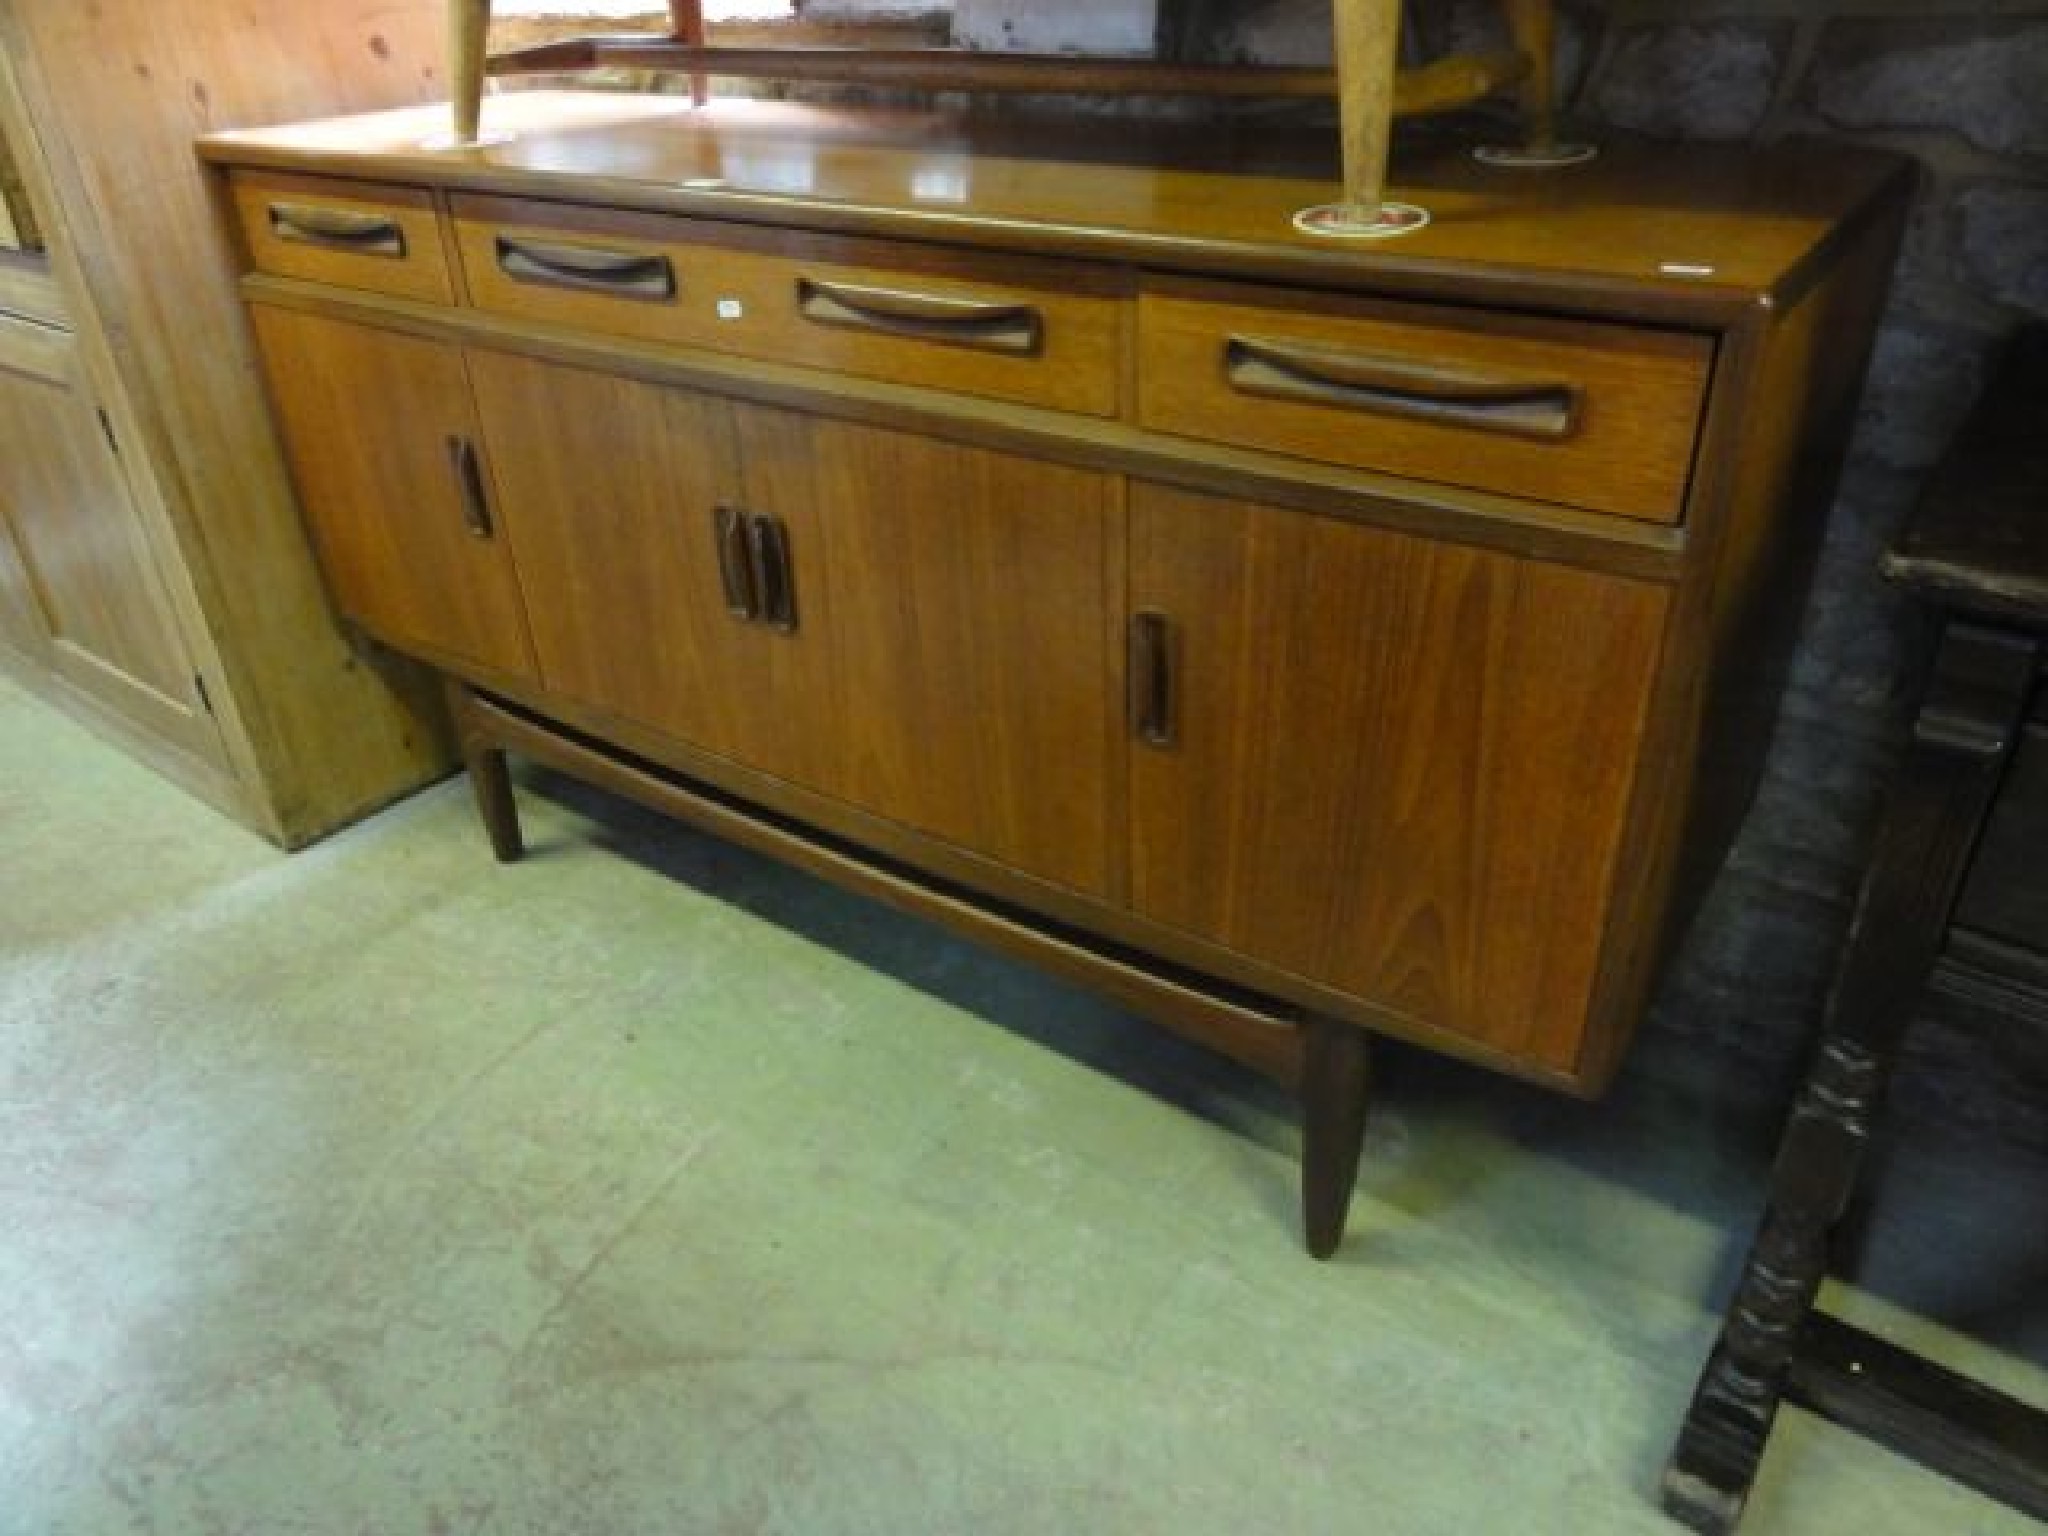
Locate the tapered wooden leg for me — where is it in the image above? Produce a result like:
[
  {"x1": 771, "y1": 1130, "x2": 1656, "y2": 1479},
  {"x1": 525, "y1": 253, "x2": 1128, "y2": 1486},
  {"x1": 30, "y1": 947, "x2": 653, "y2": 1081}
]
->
[
  {"x1": 1301, "y1": 1015, "x2": 1373, "y2": 1259},
  {"x1": 447, "y1": 0, "x2": 491, "y2": 146},
  {"x1": 445, "y1": 677, "x2": 524, "y2": 863},
  {"x1": 1661, "y1": 620, "x2": 2040, "y2": 1533},
  {"x1": 668, "y1": 0, "x2": 708, "y2": 107},
  {"x1": 1500, "y1": 0, "x2": 1557, "y2": 151}
]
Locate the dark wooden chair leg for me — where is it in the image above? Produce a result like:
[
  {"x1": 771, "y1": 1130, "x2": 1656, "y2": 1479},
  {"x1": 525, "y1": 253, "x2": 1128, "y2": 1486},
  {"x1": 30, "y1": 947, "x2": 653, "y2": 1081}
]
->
[
  {"x1": 445, "y1": 677, "x2": 524, "y2": 863},
  {"x1": 1661, "y1": 619, "x2": 2040, "y2": 1533},
  {"x1": 1301, "y1": 1015, "x2": 1373, "y2": 1259},
  {"x1": 1500, "y1": 0, "x2": 1558, "y2": 150}
]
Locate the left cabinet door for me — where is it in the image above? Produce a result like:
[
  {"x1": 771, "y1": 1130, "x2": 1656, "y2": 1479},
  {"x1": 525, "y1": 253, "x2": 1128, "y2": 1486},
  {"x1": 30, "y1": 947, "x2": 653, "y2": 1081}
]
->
[{"x1": 251, "y1": 307, "x2": 537, "y2": 683}]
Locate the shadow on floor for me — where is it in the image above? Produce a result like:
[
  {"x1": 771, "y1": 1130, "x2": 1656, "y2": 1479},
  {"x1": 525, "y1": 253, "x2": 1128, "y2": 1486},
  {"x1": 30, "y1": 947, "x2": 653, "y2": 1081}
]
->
[{"x1": 508, "y1": 759, "x2": 2048, "y2": 1371}]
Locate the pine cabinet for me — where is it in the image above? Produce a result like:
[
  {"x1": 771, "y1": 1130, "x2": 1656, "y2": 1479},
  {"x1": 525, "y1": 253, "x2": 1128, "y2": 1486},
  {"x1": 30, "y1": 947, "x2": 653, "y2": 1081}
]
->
[
  {"x1": 0, "y1": 0, "x2": 458, "y2": 844},
  {"x1": 205, "y1": 91, "x2": 1909, "y2": 1251}
]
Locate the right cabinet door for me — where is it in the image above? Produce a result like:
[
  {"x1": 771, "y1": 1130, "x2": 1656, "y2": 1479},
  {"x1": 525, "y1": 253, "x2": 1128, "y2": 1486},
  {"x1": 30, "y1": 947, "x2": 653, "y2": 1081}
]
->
[
  {"x1": 734, "y1": 404, "x2": 1122, "y2": 901},
  {"x1": 1127, "y1": 483, "x2": 1670, "y2": 1071}
]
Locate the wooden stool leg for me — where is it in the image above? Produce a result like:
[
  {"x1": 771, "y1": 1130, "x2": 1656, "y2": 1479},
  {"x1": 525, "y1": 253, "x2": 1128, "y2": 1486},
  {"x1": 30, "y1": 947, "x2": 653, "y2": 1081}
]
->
[
  {"x1": 1301, "y1": 1015, "x2": 1374, "y2": 1259},
  {"x1": 1293, "y1": 1, "x2": 1426, "y2": 237},
  {"x1": 1661, "y1": 619, "x2": 2040, "y2": 1533},
  {"x1": 667, "y1": 0, "x2": 708, "y2": 107},
  {"x1": 1333, "y1": 0, "x2": 1401, "y2": 213},
  {"x1": 1500, "y1": 0, "x2": 1557, "y2": 151},
  {"x1": 445, "y1": 677, "x2": 524, "y2": 863},
  {"x1": 447, "y1": 0, "x2": 492, "y2": 147}
]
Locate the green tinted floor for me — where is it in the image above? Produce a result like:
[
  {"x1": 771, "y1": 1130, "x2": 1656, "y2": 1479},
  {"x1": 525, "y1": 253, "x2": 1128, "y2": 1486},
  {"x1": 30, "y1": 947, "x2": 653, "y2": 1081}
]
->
[{"x1": 1, "y1": 676, "x2": 2042, "y2": 1535}]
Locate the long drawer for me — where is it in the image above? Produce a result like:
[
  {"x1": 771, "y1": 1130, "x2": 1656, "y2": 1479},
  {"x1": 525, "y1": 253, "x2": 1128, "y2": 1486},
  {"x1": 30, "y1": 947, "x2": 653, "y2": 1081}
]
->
[
  {"x1": 451, "y1": 194, "x2": 1126, "y2": 418},
  {"x1": 1138, "y1": 278, "x2": 1715, "y2": 523},
  {"x1": 231, "y1": 170, "x2": 454, "y2": 305}
]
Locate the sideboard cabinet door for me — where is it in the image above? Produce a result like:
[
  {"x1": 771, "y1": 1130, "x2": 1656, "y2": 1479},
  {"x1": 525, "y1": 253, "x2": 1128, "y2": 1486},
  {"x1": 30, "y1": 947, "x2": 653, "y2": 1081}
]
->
[
  {"x1": 1127, "y1": 483, "x2": 1671, "y2": 1071},
  {"x1": 735, "y1": 405, "x2": 1122, "y2": 901},
  {"x1": 251, "y1": 307, "x2": 537, "y2": 683},
  {"x1": 465, "y1": 348, "x2": 845, "y2": 792}
]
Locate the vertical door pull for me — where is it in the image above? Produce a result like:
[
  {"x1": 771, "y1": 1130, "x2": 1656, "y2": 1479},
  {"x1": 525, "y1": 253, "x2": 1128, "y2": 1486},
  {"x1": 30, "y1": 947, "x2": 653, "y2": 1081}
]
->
[
  {"x1": 1129, "y1": 609, "x2": 1177, "y2": 748},
  {"x1": 447, "y1": 434, "x2": 495, "y2": 539},
  {"x1": 713, "y1": 505, "x2": 759, "y2": 621},
  {"x1": 746, "y1": 513, "x2": 798, "y2": 634}
]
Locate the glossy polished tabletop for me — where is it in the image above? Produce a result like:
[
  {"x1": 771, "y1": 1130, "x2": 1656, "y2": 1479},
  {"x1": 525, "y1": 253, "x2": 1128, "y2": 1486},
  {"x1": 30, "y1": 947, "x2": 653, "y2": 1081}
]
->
[{"x1": 201, "y1": 89, "x2": 1908, "y2": 316}]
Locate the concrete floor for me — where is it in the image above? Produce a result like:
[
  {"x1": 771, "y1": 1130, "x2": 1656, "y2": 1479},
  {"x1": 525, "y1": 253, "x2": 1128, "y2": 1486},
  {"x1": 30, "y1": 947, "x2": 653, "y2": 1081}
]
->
[{"x1": 2, "y1": 674, "x2": 2042, "y2": 1535}]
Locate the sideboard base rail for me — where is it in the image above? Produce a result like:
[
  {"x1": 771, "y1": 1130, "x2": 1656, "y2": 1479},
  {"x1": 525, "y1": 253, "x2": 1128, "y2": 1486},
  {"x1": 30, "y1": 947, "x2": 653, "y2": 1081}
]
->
[{"x1": 444, "y1": 676, "x2": 1379, "y2": 1258}]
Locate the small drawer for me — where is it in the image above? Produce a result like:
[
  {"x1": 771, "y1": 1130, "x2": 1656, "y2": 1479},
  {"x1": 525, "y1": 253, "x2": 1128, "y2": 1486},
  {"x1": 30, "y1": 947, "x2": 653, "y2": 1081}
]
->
[
  {"x1": 1137, "y1": 280, "x2": 1714, "y2": 523},
  {"x1": 232, "y1": 170, "x2": 453, "y2": 305},
  {"x1": 451, "y1": 194, "x2": 1124, "y2": 417}
]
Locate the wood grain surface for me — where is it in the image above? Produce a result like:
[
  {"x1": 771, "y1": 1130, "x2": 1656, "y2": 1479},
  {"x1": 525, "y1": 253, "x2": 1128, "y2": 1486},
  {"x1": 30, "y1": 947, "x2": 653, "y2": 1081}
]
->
[
  {"x1": 1138, "y1": 278, "x2": 1714, "y2": 523},
  {"x1": 232, "y1": 171, "x2": 455, "y2": 305},
  {"x1": 251, "y1": 307, "x2": 538, "y2": 682},
  {"x1": 465, "y1": 347, "x2": 843, "y2": 792},
  {"x1": 1127, "y1": 482, "x2": 1669, "y2": 1068},
  {"x1": 3, "y1": 0, "x2": 459, "y2": 843},
  {"x1": 735, "y1": 404, "x2": 1121, "y2": 899},
  {"x1": 199, "y1": 92, "x2": 1910, "y2": 321},
  {"x1": 0, "y1": 330, "x2": 215, "y2": 759},
  {"x1": 453, "y1": 193, "x2": 1127, "y2": 417}
]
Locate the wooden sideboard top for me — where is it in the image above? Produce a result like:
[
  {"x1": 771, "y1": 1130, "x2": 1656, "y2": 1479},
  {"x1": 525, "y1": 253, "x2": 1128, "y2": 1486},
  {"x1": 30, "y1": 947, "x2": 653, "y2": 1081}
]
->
[{"x1": 198, "y1": 90, "x2": 1910, "y2": 324}]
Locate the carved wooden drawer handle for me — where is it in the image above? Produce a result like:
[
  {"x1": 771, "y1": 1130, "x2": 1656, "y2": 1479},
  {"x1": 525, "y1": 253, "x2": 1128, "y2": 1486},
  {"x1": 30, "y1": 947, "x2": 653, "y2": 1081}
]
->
[
  {"x1": 494, "y1": 235, "x2": 676, "y2": 300},
  {"x1": 268, "y1": 202, "x2": 406, "y2": 258},
  {"x1": 745, "y1": 513, "x2": 798, "y2": 634},
  {"x1": 796, "y1": 277, "x2": 1043, "y2": 355},
  {"x1": 713, "y1": 505, "x2": 758, "y2": 622},
  {"x1": 1224, "y1": 334, "x2": 1582, "y2": 440},
  {"x1": 1128, "y1": 610, "x2": 1177, "y2": 749},
  {"x1": 446, "y1": 434, "x2": 496, "y2": 540}
]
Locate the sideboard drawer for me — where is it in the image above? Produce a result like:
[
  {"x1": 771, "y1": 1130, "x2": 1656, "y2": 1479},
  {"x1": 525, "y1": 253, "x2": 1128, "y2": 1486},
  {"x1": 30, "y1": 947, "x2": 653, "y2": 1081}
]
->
[
  {"x1": 451, "y1": 194, "x2": 1124, "y2": 417},
  {"x1": 231, "y1": 171, "x2": 453, "y2": 305},
  {"x1": 1137, "y1": 280, "x2": 1714, "y2": 523}
]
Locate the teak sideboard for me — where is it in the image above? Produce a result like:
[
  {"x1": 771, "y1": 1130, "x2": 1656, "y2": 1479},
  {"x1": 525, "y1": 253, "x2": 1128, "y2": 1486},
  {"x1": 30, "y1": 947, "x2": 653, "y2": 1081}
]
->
[{"x1": 200, "y1": 91, "x2": 1909, "y2": 1254}]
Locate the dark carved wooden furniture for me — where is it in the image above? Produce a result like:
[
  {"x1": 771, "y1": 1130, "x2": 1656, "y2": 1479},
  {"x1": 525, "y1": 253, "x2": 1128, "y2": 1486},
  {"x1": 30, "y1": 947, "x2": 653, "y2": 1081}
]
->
[
  {"x1": 1662, "y1": 326, "x2": 2048, "y2": 1531},
  {"x1": 200, "y1": 91, "x2": 1905, "y2": 1257}
]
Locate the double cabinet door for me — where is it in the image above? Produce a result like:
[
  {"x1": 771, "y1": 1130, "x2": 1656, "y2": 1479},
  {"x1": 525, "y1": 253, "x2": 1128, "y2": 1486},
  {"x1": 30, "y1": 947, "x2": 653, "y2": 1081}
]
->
[
  {"x1": 256, "y1": 308, "x2": 1119, "y2": 901},
  {"x1": 256, "y1": 306, "x2": 1668, "y2": 1071}
]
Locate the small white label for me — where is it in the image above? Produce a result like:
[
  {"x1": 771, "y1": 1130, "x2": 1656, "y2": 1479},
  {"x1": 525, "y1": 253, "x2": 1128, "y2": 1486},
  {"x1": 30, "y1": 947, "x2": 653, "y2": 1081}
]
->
[
  {"x1": 715, "y1": 299, "x2": 745, "y2": 321},
  {"x1": 1658, "y1": 262, "x2": 1717, "y2": 278}
]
